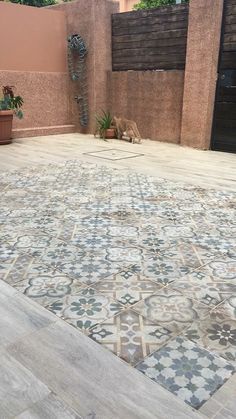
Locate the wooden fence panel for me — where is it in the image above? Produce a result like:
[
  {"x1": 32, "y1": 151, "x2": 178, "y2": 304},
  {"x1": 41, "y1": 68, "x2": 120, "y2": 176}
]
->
[
  {"x1": 112, "y1": 4, "x2": 189, "y2": 71},
  {"x1": 222, "y1": 0, "x2": 236, "y2": 68}
]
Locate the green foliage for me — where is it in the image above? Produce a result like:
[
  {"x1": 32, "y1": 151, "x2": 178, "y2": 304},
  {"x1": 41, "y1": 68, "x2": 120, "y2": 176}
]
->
[
  {"x1": 9, "y1": 0, "x2": 56, "y2": 7},
  {"x1": 95, "y1": 111, "x2": 113, "y2": 139},
  {"x1": 0, "y1": 86, "x2": 24, "y2": 119},
  {"x1": 134, "y1": 0, "x2": 188, "y2": 10}
]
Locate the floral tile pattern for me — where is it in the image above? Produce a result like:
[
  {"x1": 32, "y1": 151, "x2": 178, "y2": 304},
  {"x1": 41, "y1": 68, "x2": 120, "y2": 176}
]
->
[
  {"x1": 0, "y1": 253, "x2": 34, "y2": 285},
  {"x1": 159, "y1": 243, "x2": 216, "y2": 271},
  {"x1": 199, "y1": 257, "x2": 236, "y2": 281},
  {"x1": 14, "y1": 267, "x2": 84, "y2": 307},
  {"x1": 185, "y1": 314, "x2": 236, "y2": 366},
  {"x1": 89, "y1": 309, "x2": 172, "y2": 365},
  {"x1": 136, "y1": 337, "x2": 235, "y2": 409},
  {"x1": 93, "y1": 269, "x2": 163, "y2": 306},
  {"x1": 185, "y1": 234, "x2": 236, "y2": 255},
  {"x1": 6, "y1": 231, "x2": 54, "y2": 258},
  {"x1": 53, "y1": 254, "x2": 125, "y2": 285},
  {"x1": 133, "y1": 288, "x2": 210, "y2": 334},
  {"x1": 46, "y1": 287, "x2": 123, "y2": 332},
  {"x1": 0, "y1": 160, "x2": 235, "y2": 410},
  {"x1": 211, "y1": 297, "x2": 236, "y2": 322},
  {"x1": 170, "y1": 271, "x2": 236, "y2": 308},
  {"x1": 129, "y1": 242, "x2": 216, "y2": 287}
]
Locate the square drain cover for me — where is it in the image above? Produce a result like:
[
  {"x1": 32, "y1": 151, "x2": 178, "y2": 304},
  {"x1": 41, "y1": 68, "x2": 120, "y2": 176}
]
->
[{"x1": 84, "y1": 149, "x2": 144, "y2": 161}]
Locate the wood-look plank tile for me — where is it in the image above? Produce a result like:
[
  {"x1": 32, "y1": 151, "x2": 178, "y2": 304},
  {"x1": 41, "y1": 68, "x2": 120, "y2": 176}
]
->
[
  {"x1": 0, "y1": 349, "x2": 50, "y2": 418},
  {"x1": 0, "y1": 279, "x2": 17, "y2": 298},
  {"x1": 15, "y1": 393, "x2": 83, "y2": 419},
  {"x1": 8, "y1": 320, "x2": 203, "y2": 419},
  {"x1": 0, "y1": 293, "x2": 56, "y2": 348}
]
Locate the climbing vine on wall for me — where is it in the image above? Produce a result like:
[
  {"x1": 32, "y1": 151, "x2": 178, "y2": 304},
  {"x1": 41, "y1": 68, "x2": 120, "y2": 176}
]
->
[
  {"x1": 67, "y1": 34, "x2": 89, "y2": 127},
  {"x1": 134, "y1": 0, "x2": 189, "y2": 10}
]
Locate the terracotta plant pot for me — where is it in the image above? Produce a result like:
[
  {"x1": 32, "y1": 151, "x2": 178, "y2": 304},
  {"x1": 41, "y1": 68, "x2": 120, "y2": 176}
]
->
[
  {"x1": 105, "y1": 128, "x2": 116, "y2": 139},
  {"x1": 0, "y1": 110, "x2": 13, "y2": 145}
]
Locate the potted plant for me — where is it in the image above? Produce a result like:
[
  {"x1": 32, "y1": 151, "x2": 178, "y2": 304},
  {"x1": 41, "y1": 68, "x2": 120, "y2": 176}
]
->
[
  {"x1": 95, "y1": 111, "x2": 115, "y2": 139},
  {"x1": 0, "y1": 86, "x2": 23, "y2": 145}
]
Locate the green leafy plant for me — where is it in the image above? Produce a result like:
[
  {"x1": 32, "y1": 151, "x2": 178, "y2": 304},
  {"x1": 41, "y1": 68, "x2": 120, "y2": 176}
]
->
[
  {"x1": 134, "y1": 0, "x2": 189, "y2": 10},
  {"x1": 9, "y1": 0, "x2": 56, "y2": 7},
  {"x1": 0, "y1": 86, "x2": 24, "y2": 119},
  {"x1": 95, "y1": 110, "x2": 113, "y2": 139}
]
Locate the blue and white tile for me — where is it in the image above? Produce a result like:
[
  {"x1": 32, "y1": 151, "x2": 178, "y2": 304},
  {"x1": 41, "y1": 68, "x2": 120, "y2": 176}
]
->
[{"x1": 136, "y1": 337, "x2": 235, "y2": 409}]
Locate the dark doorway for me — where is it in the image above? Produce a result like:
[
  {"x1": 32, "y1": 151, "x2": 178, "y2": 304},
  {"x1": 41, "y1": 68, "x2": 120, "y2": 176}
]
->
[{"x1": 211, "y1": 0, "x2": 236, "y2": 153}]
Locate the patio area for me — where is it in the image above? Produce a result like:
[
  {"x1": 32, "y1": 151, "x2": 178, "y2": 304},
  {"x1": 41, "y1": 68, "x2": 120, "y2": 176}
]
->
[{"x1": 1, "y1": 134, "x2": 236, "y2": 418}]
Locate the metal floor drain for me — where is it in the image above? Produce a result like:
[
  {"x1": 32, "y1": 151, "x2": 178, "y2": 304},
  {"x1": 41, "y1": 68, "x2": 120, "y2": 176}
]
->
[{"x1": 83, "y1": 149, "x2": 144, "y2": 161}]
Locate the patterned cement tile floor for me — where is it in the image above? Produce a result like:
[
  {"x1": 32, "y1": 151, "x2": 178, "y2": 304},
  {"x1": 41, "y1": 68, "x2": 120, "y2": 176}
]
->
[{"x1": 0, "y1": 159, "x2": 236, "y2": 411}]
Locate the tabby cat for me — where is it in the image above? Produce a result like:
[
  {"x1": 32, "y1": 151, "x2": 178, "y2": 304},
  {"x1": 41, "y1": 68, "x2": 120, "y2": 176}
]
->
[{"x1": 113, "y1": 116, "x2": 142, "y2": 144}]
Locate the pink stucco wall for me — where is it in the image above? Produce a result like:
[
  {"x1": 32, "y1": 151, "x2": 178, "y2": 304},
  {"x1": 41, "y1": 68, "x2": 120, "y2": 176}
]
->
[
  {"x1": 0, "y1": 2, "x2": 73, "y2": 137},
  {"x1": 0, "y1": 2, "x2": 67, "y2": 72}
]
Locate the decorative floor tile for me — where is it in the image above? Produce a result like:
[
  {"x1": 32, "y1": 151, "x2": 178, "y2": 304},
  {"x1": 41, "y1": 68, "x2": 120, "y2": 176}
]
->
[
  {"x1": 228, "y1": 247, "x2": 236, "y2": 260},
  {"x1": 156, "y1": 223, "x2": 197, "y2": 240},
  {"x1": 136, "y1": 337, "x2": 235, "y2": 409},
  {"x1": 54, "y1": 254, "x2": 125, "y2": 285},
  {"x1": 133, "y1": 288, "x2": 210, "y2": 334},
  {"x1": 93, "y1": 269, "x2": 163, "y2": 306},
  {"x1": 0, "y1": 242, "x2": 19, "y2": 263},
  {"x1": 39, "y1": 239, "x2": 86, "y2": 267},
  {"x1": 0, "y1": 159, "x2": 235, "y2": 410},
  {"x1": 185, "y1": 314, "x2": 236, "y2": 366},
  {"x1": 196, "y1": 257, "x2": 236, "y2": 281},
  {"x1": 7, "y1": 231, "x2": 54, "y2": 258},
  {"x1": 89, "y1": 309, "x2": 172, "y2": 365},
  {"x1": 14, "y1": 266, "x2": 84, "y2": 307},
  {"x1": 46, "y1": 287, "x2": 123, "y2": 332},
  {"x1": 70, "y1": 230, "x2": 118, "y2": 252},
  {"x1": 130, "y1": 243, "x2": 210, "y2": 286},
  {"x1": 105, "y1": 246, "x2": 150, "y2": 264},
  {"x1": 160, "y1": 243, "x2": 217, "y2": 270},
  {"x1": 136, "y1": 232, "x2": 178, "y2": 254},
  {"x1": 170, "y1": 270, "x2": 236, "y2": 308},
  {"x1": 130, "y1": 259, "x2": 185, "y2": 286},
  {"x1": 186, "y1": 234, "x2": 236, "y2": 255},
  {"x1": 211, "y1": 297, "x2": 236, "y2": 322},
  {"x1": 0, "y1": 253, "x2": 34, "y2": 285}
]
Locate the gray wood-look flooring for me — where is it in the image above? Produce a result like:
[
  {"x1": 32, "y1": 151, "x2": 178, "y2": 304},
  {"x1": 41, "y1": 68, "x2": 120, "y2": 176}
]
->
[
  {"x1": 15, "y1": 393, "x2": 83, "y2": 419},
  {"x1": 0, "y1": 287, "x2": 56, "y2": 349},
  {"x1": 0, "y1": 134, "x2": 235, "y2": 191},
  {"x1": 0, "y1": 349, "x2": 50, "y2": 418}
]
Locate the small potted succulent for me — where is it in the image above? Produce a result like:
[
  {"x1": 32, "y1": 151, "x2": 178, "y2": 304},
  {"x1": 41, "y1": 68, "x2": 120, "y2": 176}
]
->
[
  {"x1": 95, "y1": 111, "x2": 115, "y2": 139},
  {"x1": 0, "y1": 86, "x2": 23, "y2": 145}
]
